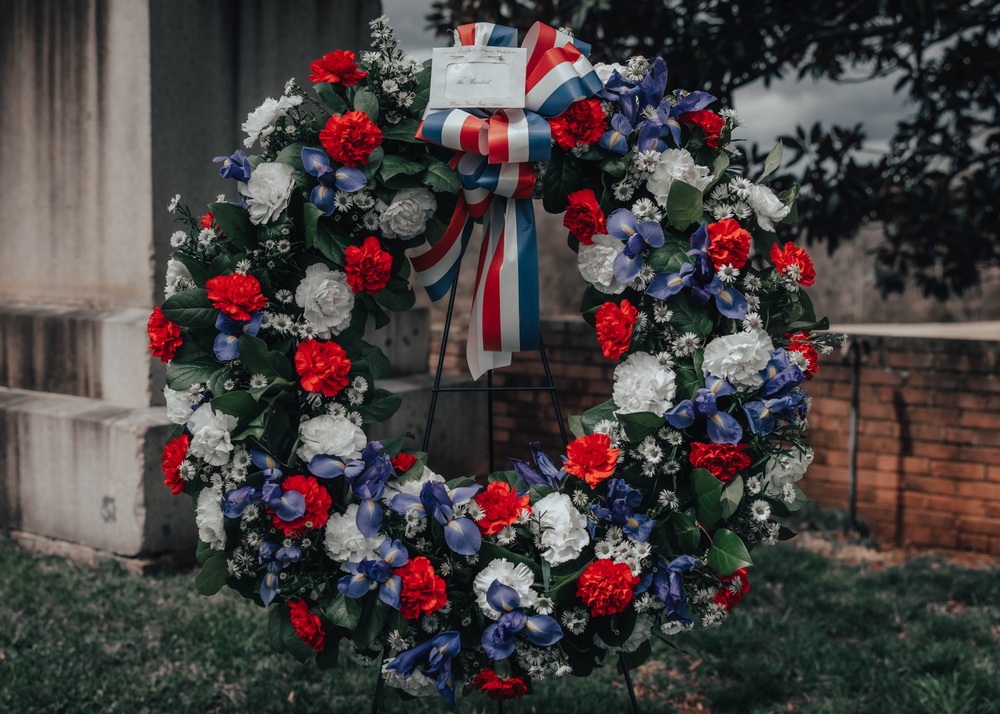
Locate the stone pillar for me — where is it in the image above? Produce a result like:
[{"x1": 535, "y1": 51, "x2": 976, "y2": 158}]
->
[{"x1": 0, "y1": 0, "x2": 381, "y2": 557}]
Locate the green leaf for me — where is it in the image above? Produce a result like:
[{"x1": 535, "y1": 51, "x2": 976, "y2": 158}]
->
[
  {"x1": 267, "y1": 605, "x2": 288, "y2": 654},
  {"x1": 668, "y1": 296, "x2": 714, "y2": 337},
  {"x1": 161, "y1": 288, "x2": 216, "y2": 328},
  {"x1": 379, "y1": 154, "x2": 425, "y2": 183},
  {"x1": 647, "y1": 240, "x2": 689, "y2": 274},
  {"x1": 315, "y1": 636, "x2": 340, "y2": 669},
  {"x1": 580, "y1": 399, "x2": 617, "y2": 434},
  {"x1": 707, "y1": 529, "x2": 753, "y2": 575},
  {"x1": 209, "y1": 202, "x2": 254, "y2": 249},
  {"x1": 357, "y1": 388, "x2": 402, "y2": 424},
  {"x1": 568, "y1": 413, "x2": 586, "y2": 438},
  {"x1": 314, "y1": 225, "x2": 349, "y2": 265},
  {"x1": 373, "y1": 278, "x2": 416, "y2": 312},
  {"x1": 478, "y1": 541, "x2": 542, "y2": 577},
  {"x1": 238, "y1": 334, "x2": 296, "y2": 381},
  {"x1": 353, "y1": 87, "x2": 380, "y2": 121},
  {"x1": 315, "y1": 82, "x2": 348, "y2": 114},
  {"x1": 358, "y1": 342, "x2": 392, "y2": 379},
  {"x1": 359, "y1": 147, "x2": 384, "y2": 181},
  {"x1": 302, "y1": 201, "x2": 322, "y2": 250},
  {"x1": 274, "y1": 141, "x2": 306, "y2": 170},
  {"x1": 666, "y1": 180, "x2": 705, "y2": 230},
  {"x1": 281, "y1": 614, "x2": 316, "y2": 662},
  {"x1": 381, "y1": 118, "x2": 422, "y2": 143},
  {"x1": 170, "y1": 251, "x2": 211, "y2": 287},
  {"x1": 672, "y1": 510, "x2": 701, "y2": 553},
  {"x1": 195, "y1": 554, "x2": 228, "y2": 596},
  {"x1": 692, "y1": 468, "x2": 723, "y2": 527},
  {"x1": 542, "y1": 150, "x2": 581, "y2": 214},
  {"x1": 422, "y1": 159, "x2": 460, "y2": 194},
  {"x1": 618, "y1": 411, "x2": 664, "y2": 442},
  {"x1": 354, "y1": 598, "x2": 389, "y2": 651},
  {"x1": 721, "y1": 475, "x2": 744, "y2": 520},
  {"x1": 617, "y1": 641, "x2": 652, "y2": 671},
  {"x1": 195, "y1": 539, "x2": 216, "y2": 566},
  {"x1": 166, "y1": 358, "x2": 221, "y2": 391},
  {"x1": 210, "y1": 390, "x2": 262, "y2": 429},
  {"x1": 758, "y1": 141, "x2": 783, "y2": 183},
  {"x1": 327, "y1": 593, "x2": 361, "y2": 630}
]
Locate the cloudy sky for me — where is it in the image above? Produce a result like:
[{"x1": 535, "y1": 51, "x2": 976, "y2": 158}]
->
[{"x1": 381, "y1": 0, "x2": 909, "y2": 157}]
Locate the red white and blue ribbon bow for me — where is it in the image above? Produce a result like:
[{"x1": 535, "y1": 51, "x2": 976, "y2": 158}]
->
[{"x1": 408, "y1": 22, "x2": 602, "y2": 379}]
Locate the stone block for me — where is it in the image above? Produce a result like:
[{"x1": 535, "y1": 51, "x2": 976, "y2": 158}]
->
[{"x1": 364, "y1": 307, "x2": 431, "y2": 378}]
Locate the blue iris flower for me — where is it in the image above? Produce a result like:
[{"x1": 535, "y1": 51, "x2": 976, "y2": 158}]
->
[
  {"x1": 599, "y1": 113, "x2": 635, "y2": 156},
  {"x1": 606, "y1": 208, "x2": 665, "y2": 283},
  {"x1": 758, "y1": 350, "x2": 806, "y2": 398},
  {"x1": 509, "y1": 442, "x2": 566, "y2": 489},
  {"x1": 744, "y1": 393, "x2": 808, "y2": 436},
  {"x1": 390, "y1": 481, "x2": 483, "y2": 556},
  {"x1": 652, "y1": 555, "x2": 700, "y2": 624},
  {"x1": 665, "y1": 376, "x2": 743, "y2": 445},
  {"x1": 212, "y1": 149, "x2": 252, "y2": 182},
  {"x1": 592, "y1": 479, "x2": 656, "y2": 542},
  {"x1": 222, "y1": 450, "x2": 305, "y2": 523},
  {"x1": 386, "y1": 631, "x2": 462, "y2": 706},
  {"x1": 314, "y1": 440, "x2": 395, "y2": 538},
  {"x1": 301, "y1": 147, "x2": 367, "y2": 216},
  {"x1": 337, "y1": 539, "x2": 408, "y2": 609},
  {"x1": 259, "y1": 561, "x2": 282, "y2": 606},
  {"x1": 213, "y1": 310, "x2": 263, "y2": 361},
  {"x1": 481, "y1": 581, "x2": 563, "y2": 660}
]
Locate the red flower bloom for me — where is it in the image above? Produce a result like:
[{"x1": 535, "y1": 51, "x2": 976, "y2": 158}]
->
[
  {"x1": 199, "y1": 212, "x2": 215, "y2": 229},
  {"x1": 595, "y1": 299, "x2": 638, "y2": 360},
  {"x1": 205, "y1": 273, "x2": 268, "y2": 322},
  {"x1": 770, "y1": 242, "x2": 816, "y2": 287},
  {"x1": 786, "y1": 331, "x2": 820, "y2": 380},
  {"x1": 391, "y1": 453, "x2": 418, "y2": 474},
  {"x1": 319, "y1": 110, "x2": 383, "y2": 168},
  {"x1": 271, "y1": 474, "x2": 333, "y2": 538},
  {"x1": 472, "y1": 669, "x2": 529, "y2": 701},
  {"x1": 474, "y1": 481, "x2": 530, "y2": 536},
  {"x1": 294, "y1": 339, "x2": 352, "y2": 397},
  {"x1": 147, "y1": 306, "x2": 183, "y2": 362},
  {"x1": 706, "y1": 218, "x2": 751, "y2": 269},
  {"x1": 682, "y1": 109, "x2": 725, "y2": 148},
  {"x1": 344, "y1": 235, "x2": 392, "y2": 294},
  {"x1": 576, "y1": 559, "x2": 639, "y2": 617},
  {"x1": 288, "y1": 599, "x2": 326, "y2": 652},
  {"x1": 395, "y1": 556, "x2": 448, "y2": 620},
  {"x1": 308, "y1": 49, "x2": 366, "y2": 86},
  {"x1": 161, "y1": 433, "x2": 189, "y2": 496},
  {"x1": 563, "y1": 188, "x2": 606, "y2": 245},
  {"x1": 714, "y1": 567, "x2": 750, "y2": 611},
  {"x1": 549, "y1": 98, "x2": 607, "y2": 151},
  {"x1": 564, "y1": 433, "x2": 619, "y2": 488},
  {"x1": 689, "y1": 442, "x2": 752, "y2": 483}
]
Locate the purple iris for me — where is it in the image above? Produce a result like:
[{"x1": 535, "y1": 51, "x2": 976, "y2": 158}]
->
[
  {"x1": 613, "y1": 57, "x2": 667, "y2": 127},
  {"x1": 651, "y1": 89, "x2": 718, "y2": 148},
  {"x1": 316, "y1": 441, "x2": 394, "y2": 538},
  {"x1": 652, "y1": 555, "x2": 699, "y2": 624},
  {"x1": 260, "y1": 561, "x2": 282, "y2": 606},
  {"x1": 607, "y1": 208, "x2": 665, "y2": 283},
  {"x1": 593, "y1": 479, "x2": 656, "y2": 542},
  {"x1": 758, "y1": 350, "x2": 806, "y2": 398},
  {"x1": 213, "y1": 311, "x2": 263, "y2": 361},
  {"x1": 665, "y1": 376, "x2": 743, "y2": 445},
  {"x1": 337, "y1": 539, "x2": 408, "y2": 609},
  {"x1": 481, "y1": 581, "x2": 563, "y2": 660},
  {"x1": 599, "y1": 113, "x2": 635, "y2": 156},
  {"x1": 212, "y1": 150, "x2": 252, "y2": 182},
  {"x1": 301, "y1": 147, "x2": 366, "y2": 216},
  {"x1": 743, "y1": 393, "x2": 808, "y2": 436},
  {"x1": 646, "y1": 223, "x2": 748, "y2": 320},
  {"x1": 386, "y1": 631, "x2": 462, "y2": 706},
  {"x1": 390, "y1": 481, "x2": 483, "y2": 556},
  {"x1": 223, "y1": 450, "x2": 305, "y2": 523},
  {"x1": 509, "y1": 442, "x2": 565, "y2": 489}
]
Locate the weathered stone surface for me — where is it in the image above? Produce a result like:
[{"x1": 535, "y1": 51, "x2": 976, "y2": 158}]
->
[{"x1": 364, "y1": 307, "x2": 432, "y2": 378}]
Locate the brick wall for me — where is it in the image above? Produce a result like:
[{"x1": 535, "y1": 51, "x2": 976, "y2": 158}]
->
[{"x1": 432, "y1": 318, "x2": 1000, "y2": 556}]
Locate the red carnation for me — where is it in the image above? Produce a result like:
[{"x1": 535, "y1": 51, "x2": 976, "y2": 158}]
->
[
  {"x1": 294, "y1": 339, "x2": 352, "y2": 397},
  {"x1": 714, "y1": 567, "x2": 750, "y2": 611},
  {"x1": 770, "y1": 242, "x2": 816, "y2": 287},
  {"x1": 395, "y1": 555, "x2": 448, "y2": 620},
  {"x1": 786, "y1": 331, "x2": 820, "y2": 380},
  {"x1": 681, "y1": 109, "x2": 725, "y2": 148},
  {"x1": 594, "y1": 299, "x2": 638, "y2": 360},
  {"x1": 205, "y1": 273, "x2": 268, "y2": 322},
  {"x1": 391, "y1": 453, "x2": 418, "y2": 474},
  {"x1": 706, "y1": 218, "x2": 751, "y2": 269},
  {"x1": 564, "y1": 433, "x2": 619, "y2": 488},
  {"x1": 577, "y1": 559, "x2": 639, "y2": 617},
  {"x1": 474, "y1": 481, "x2": 530, "y2": 536},
  {"x1": 345, "y1": 235, "x2": 392, "y2": 294},
  {"x1": 549, "y1": 98, "x2": 607, "y2": 151},
  {"x1": 689, "y1": 442, "x2": 752, "y2": 483},
  {"x1": 147, "y1": 306, "x2": 183, "y2": 362},
  {"x1": 271, "y1": 474, "x2": 332, "y2": 538},
  {"x1": 161, "y1": 433, "x2": 189, "y2": 496},
  {"x1": 472, "y1": 669, "x2": 529, "y2": 701},
  {"x1": 319, "y1": 110, "x2": 383, "y2": 168},
  {"x1": 288, "y1": 599, "x2": 326, "y2": 652},
  {"x1": 563, "y1": 188, "x2": 606, "y2": 245},
  {"x1": 308, "y1": 49, "x2": 366, "y2": 87},
  {"x1": 199, "y1": 212, "x2": 215, "y2": 229}
]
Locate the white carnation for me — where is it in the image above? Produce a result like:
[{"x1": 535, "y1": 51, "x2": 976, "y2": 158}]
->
[
  {"x1": 578, "y1": 234, "x2": 626, "y2": 294},
  {"x1": 187, "y1": 405, "x2": 237, "y2": 466},
  {"x1": 195, "y1": 485, "x2": 226, "y2": 551},
  {"x1": 763, "y1": 448, "x2": 813, "y2": 497},
  {"x1": 382, "y1": 467, "x2": 446, "y2": 505},
  {"x1": 474, "y1": 559, "x2": 538, "y2": 619},
  {"x1": 163, "y1": 385, "x2": 200, "y2": 425},
  {"x1": 295, "y1": 263, "x2": 355, "y2": 337},
  {"x1": 238, "y1": 162, "x2": 295, "y2": 225},
  {"x1": 164, "y1": 258, "x2": 192, "y2": 297},
  {"x1": 645, "y1": 149, "x2": 712, "y2": 208},
  {"x1": 612, "y1": 352, "x2": 677, "y2": 415},
  {"x1": 381, "y1": 659, "x2": 438, "y2": 697},
  {"x1": 380, "y1": 187, "x2": 436, "y2": 239},
  {"x1": 593, "y1": 62, "x2": 626, "y2": 86},
  {"x1": 241, "y1": 95, "x2": 303, "y2": 148},
  {"x1": 701, "y1": 330, "x2": 774, "y2": 388},
  {"x1": 324, "y1": 503, "x2": 386, "y2": 566},
  {"x1": 533, "y1": 493, "x2": 589, "y2": 566},
  {"x1": 746, "y1": 184, "x2": 791, "y2": 231},
  {"x1": 296, "y1": 413, "x2": 367, "y2": 465}
]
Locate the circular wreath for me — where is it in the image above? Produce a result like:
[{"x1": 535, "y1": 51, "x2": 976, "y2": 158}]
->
[{"x1": 149, "y1": 16, "x2": 833, "y2": 708}]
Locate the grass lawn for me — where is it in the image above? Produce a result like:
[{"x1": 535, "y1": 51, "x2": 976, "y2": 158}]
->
[{"x1": 1, "y1": 528, "x2": 998, "y2": 714}]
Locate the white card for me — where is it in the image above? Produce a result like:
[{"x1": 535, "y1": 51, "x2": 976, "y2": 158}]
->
[{"x1": 427, "y1": 46, "x2": 527, "y2": 110}]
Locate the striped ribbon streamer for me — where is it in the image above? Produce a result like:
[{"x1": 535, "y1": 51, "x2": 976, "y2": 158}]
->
[{"x1": 408, "y1": 22, "x2": 601, "y2": 379}]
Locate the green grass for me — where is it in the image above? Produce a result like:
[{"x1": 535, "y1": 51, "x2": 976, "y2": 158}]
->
[{"x1": 1, "y1": 531, "x2": 998, "y2": 713}]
